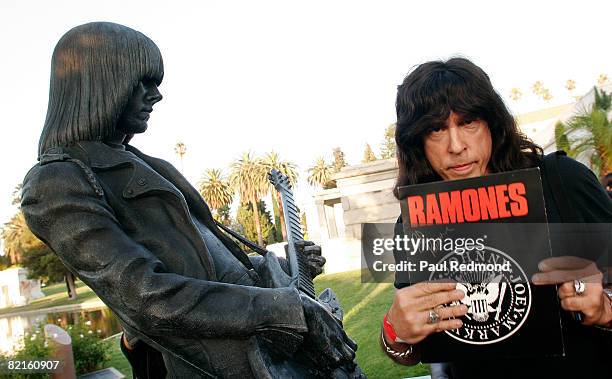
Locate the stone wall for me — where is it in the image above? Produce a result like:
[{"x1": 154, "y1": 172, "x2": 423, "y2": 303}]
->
[{"x1": 314, "y1": 159, "x2": 400, "y2": 240}]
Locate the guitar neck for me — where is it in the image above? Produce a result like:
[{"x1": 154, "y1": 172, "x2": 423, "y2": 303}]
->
[{"x1": 270, "y1": 170, "x2": 316, "y2": 299}]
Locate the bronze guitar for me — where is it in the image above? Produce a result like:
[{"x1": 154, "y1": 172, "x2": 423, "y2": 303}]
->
[{"x1": 268, "y1": 169, "x2": 365, "y2": 378}]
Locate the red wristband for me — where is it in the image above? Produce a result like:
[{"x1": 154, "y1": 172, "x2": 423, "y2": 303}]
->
[{"x1": 383, "y1": 314, "x2": 399, "y2": 342}]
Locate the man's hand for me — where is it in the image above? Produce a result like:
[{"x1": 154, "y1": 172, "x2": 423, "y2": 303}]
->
[
  {"x1": 387, "y1": 281, "x2": 466, "y2": 345},
  {"x1": 300, "y1": 294, "x2": 356, "y2": 369},
  {"x1": 532, "y1": 256, "x2": 612, "y2": 326},
  {"x1": 286, "y1": 240, "x2": 326, "y2": 279}
]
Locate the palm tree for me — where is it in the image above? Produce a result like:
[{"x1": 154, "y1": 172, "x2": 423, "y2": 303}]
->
[
  {"x1": 174, "y1": 142, "x2": 187, "y2": 173},
  {"x1": 230, "y1": 153, "x2": 268, "y2": 246},
  {"x1": 509, "y1": 88, "x2": 522, "y2": 101},
  {"x1": 262, "y1": 152, "x2": 298, "y2": 242},
  {"x1": 362, "y1": 143, "x2": 377, "y2": 163},
  {"x1": 597, "y1": 74, "x2": 609, "y2": 87},
  {"x1": 1, "y1": 211, "x2": 28, "y2": 265},
  {"x1": 197, "y1": 169, "x2": 234, "y2": 217},
  {"x1": 532, "y1": 81, "x2": 544, "y2": 95},
  {"x1": 332, "y1": 147, "x2": 348, "y2": 172},
  {"x1": 2, "y1": 183, "x2": 25, "y2": 264},
  {"x1": 308, "y1": 157, "x2": 335, "y2": 188},
  {"x1": 11, "y1": 183, "x2": 22, "y2": 205},
  {"x1": 380, "y1": 124, "x2": 396, "y2": 159},
  {"x1": 555, "y1": 87, "x2": 612, "y2": 177}
]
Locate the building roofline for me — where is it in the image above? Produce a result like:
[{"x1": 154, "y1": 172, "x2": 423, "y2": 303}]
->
[{"x1": 332, "y1": 158, "x2": 398, "y2": 180}]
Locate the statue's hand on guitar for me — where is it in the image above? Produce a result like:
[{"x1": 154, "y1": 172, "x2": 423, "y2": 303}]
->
[
  {"x1": 258, "y1": 325, "x2": 305, "y2": 360},
  {"x1": 285, "y1": 240, "x2": 326, "y2": 279},
  {"x1": 300, "y1": 293, "x2": 357, "y2": 370}
]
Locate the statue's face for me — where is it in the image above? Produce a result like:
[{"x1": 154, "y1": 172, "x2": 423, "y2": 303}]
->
[{"x1": 116, "y1": 80, "x2": 162, "y2": 134}]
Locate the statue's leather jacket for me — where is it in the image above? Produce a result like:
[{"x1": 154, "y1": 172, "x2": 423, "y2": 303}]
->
[{"x1": 21, "y1": 141, "x2": 307, "y2": 378}]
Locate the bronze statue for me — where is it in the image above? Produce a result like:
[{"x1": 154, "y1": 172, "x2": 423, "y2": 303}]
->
[{"x1": 22, "y1": 22, "x2": 363, "y2": 378}]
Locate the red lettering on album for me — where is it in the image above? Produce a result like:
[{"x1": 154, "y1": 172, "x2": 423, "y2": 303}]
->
[{"x1": 406, "y1": 182, "x2": 529, "y2": 226}]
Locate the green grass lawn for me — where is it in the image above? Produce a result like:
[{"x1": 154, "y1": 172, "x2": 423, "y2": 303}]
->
[
  {"x1": 315, "y1": 270, "x2": 430, "y2": 379},
  {"x1": 103, "y1": 270, "x2": 428, "y2": 378},
  {"x1": 0, "y1": 281, "x2": 99, "y2": 316},
  {"x1": 104, "y1": 334, "x2": 133, "y2": 378}
]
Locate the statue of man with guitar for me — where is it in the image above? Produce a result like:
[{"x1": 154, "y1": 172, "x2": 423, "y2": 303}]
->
[{"x1": 21, "y1": 22, "x2": 365, "y2": 378}]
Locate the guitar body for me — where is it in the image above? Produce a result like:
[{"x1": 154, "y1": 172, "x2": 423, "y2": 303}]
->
[{"x1": 201, "y1": 337, "x2": 351, "y2": 378}]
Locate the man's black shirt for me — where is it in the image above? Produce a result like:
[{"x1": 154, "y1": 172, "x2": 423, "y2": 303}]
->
[{"x1": 394, "y1": 154, "x2": 612, "y2": 379}]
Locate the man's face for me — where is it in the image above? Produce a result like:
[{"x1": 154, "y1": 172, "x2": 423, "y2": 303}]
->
[
  {"x1": 423, "y1": 111, "x2": 492, "y2": 181},
  {"x1": 116, "y1": 80, "x2": 163, "y2": 135}
]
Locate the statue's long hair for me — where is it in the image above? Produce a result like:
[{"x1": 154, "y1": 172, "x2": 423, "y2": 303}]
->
[
  {"x1": 394, "y1": 57, "x2": 542, "y2": 197},
  {"x1": 38, "y1": 22, "x2": 164, "y2": 155}
]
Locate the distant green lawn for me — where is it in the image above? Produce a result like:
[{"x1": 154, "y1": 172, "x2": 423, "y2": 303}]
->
[
  {"x1": 0, "y1": 280, "x2": 98, "y2": 316},
  {"x1": 315, "y1": 270, "x2": 429, "y2": 379},
  {"x1": 104, "y1": 334, "x2": 133, "y2": 378}
]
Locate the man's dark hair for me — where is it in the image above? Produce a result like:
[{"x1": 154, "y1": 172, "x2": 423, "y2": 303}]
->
[
  {"x1": 38, "y1": 22, "x2": 164, "y2": 155},
  {"x1": 394, "y1": 57, "x2": 542, "y2": 196}
]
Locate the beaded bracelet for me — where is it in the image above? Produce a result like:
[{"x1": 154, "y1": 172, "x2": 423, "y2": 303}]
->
[{"x1": 381, "y1": 330, "x2": 413, "y2": 358}]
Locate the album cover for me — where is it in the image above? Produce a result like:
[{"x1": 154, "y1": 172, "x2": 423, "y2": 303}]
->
[{"x1": 397, "y1": 168, "x2": 565, "y2": 362}]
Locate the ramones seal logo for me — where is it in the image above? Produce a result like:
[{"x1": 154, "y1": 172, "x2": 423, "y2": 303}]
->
[{"x1": 429, "y1": 246, "x2": 531, "y2": 345}]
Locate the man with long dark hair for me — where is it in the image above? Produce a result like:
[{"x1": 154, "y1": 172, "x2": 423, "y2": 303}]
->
[
  {"x1": 21, "y1": 22, "x2": 360, "y2": 378},
  {"x1": 382, "y1": 58, "x2": 612, "y2": 378}
]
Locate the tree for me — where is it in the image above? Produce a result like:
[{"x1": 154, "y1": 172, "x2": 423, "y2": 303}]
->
[
  {"x1": 1, "y1": 183, "x2": 77, "y2": 298},
  {"x1": 237, "y1": 201, "x2": 277, "y2": 247},
  {"x1": 271, "y1": 199, "x2": 283, "y2": 242},
  {"x1": 174, "y1": 142, "x2": 186, "y2": 172},
  {"x1": 11, "y1": 183, "x2": 22, "y2": 206},
  {"x1": 0, "y1": 254, "x2": 11, "y2": 270},
  {"x1": 362, "y1": 143, "x2": 377, "y2": 163},
  {"x1": 261, "y1": 151, "x2": 298, "y2": 242},
  {"x1": 380, "y1": 123, "x2": 396, "y2": 159},
  {"x1": 332, "y1": 147, "x2": 348, "y2": 172},
  {"x1": 230, "y1": 152, "x2": 268, "y2": 246},
  {"x1": 300, "y1": 212, "x2": 309, "y2": 240},
  {"x1": 197, "y1": 169, "x2": 234, "y2": 216},
  {"x1": 1, "y1": 183, "x2": 25, "y2": 265},
  {"x1": 216, "y1": 204, "x2": 233, "y2": 226},
  {"x1": 1, "y1": 211, "x2": 27, "y2": 265},
  {"x1": 555, "y1": 87, "x2": 612, "y2": 177},
  {"x1": 20, "y1": 244, "x2": 66, "y2": 283},
  {"x1": 308, "y1": 157, "x2": 335, "y2": 189}
]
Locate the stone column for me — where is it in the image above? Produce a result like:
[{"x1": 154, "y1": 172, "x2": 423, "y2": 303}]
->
[{"x1": 44, "y1": 324, "x2": 76, "y2": 379}]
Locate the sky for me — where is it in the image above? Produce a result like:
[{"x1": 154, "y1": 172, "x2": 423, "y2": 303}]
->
[{"x1": 0, "y1": 0, "x2": 610, "y2": 239}]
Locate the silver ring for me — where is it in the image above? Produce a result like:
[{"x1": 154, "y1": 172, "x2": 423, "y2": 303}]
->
[
  {"x1": 428, "y1": 309, "x2": 440, "y2": 324},
  {"x1": 574, "y1": 279, "x2": 586, "y2": 295}
]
